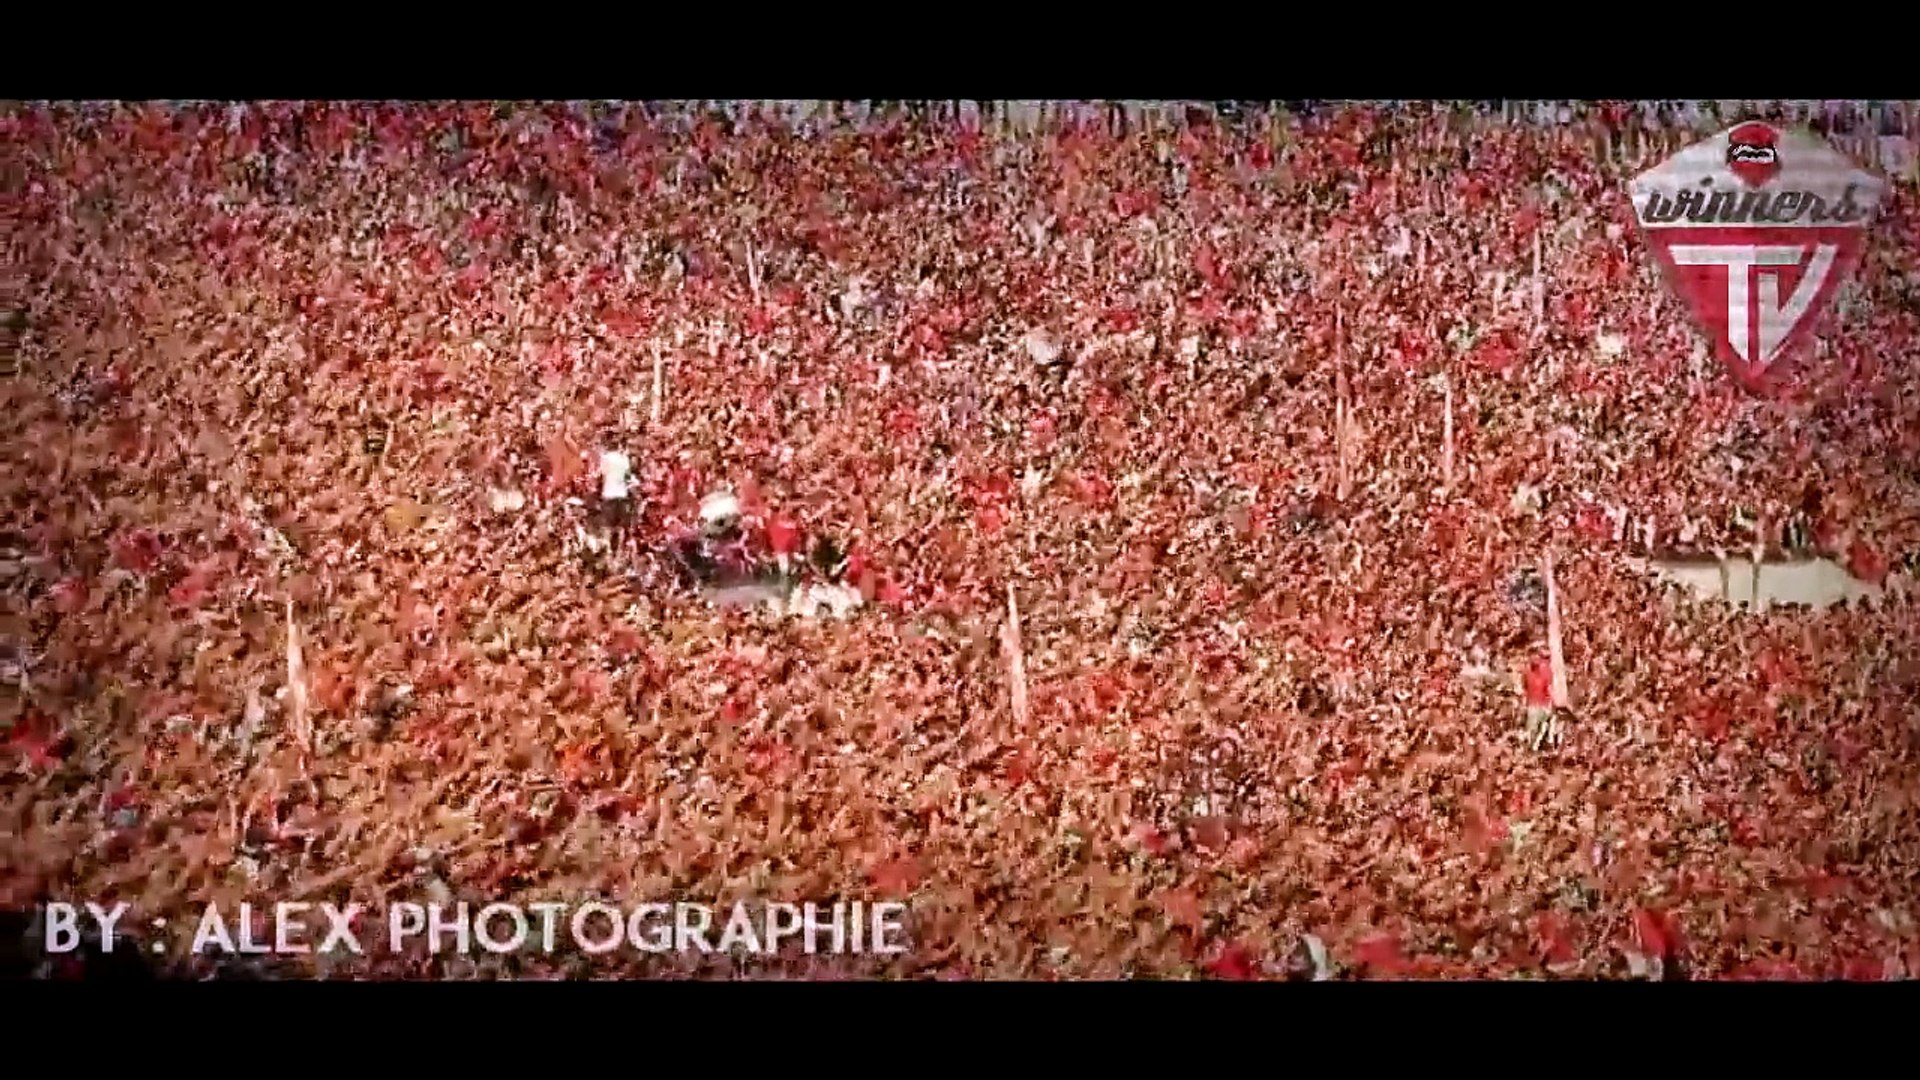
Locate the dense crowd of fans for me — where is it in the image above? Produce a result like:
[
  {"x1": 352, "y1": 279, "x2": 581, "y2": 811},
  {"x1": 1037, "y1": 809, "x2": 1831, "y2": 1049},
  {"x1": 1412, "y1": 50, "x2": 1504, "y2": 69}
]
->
[{"x1": 4, "y1": 100, "x2": 1918, "y2": 979}]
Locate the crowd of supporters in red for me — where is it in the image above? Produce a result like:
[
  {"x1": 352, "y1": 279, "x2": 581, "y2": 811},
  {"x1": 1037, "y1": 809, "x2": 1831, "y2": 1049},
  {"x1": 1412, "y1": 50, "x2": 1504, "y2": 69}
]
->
[{"x1": 4, "y1": 100, "x2": 1917, "y2": 979}]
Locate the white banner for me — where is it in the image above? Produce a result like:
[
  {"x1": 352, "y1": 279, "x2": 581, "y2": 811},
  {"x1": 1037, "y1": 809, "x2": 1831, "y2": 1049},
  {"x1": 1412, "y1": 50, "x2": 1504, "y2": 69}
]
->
[{"x1": 1640, "y1": 555, "x2": 1883, "y2": 612}]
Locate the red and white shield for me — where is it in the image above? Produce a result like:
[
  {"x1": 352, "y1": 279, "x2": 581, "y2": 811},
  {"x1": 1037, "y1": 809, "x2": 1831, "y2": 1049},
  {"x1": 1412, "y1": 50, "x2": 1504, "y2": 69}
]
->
[{"x1": 1630, "y1": 123, "x2": 1886, "y2": 391}]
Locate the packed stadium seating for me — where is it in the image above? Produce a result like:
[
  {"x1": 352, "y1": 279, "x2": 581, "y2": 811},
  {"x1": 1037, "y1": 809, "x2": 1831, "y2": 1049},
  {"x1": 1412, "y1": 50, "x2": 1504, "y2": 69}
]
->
[{"x1": 5, "y1": 100, "x2": 1917, "y2": 979}]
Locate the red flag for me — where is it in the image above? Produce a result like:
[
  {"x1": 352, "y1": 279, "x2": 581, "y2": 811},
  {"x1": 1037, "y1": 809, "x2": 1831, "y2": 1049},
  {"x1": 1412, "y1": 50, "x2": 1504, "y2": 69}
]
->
[
  {"x1": 1473, "y1": 328, "x2": 1520, "y2": 373},
  {"x1": 765, "y1": 515, "x2": 802, "y2": 557},
  {"x1": 1847, "y1": 538, "x2": 1889, "y2": 585},
  {"x1": 1524, "y1": 655, "x2": 1555, "y2": 709}
]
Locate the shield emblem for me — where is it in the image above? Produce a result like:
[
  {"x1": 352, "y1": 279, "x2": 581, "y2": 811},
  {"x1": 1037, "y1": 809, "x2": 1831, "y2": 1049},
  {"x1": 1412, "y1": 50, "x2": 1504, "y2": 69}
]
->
[{"x1": 1629, "y1": 123, "x2": 1886, "y2": 390}]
